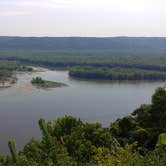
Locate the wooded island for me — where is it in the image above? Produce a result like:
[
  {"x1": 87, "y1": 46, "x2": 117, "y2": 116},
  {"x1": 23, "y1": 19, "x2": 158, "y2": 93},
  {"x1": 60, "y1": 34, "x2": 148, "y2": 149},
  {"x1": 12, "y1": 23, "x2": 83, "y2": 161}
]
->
[{"x1": 31, "y1": 77, "x2": 67, "y2": 88}]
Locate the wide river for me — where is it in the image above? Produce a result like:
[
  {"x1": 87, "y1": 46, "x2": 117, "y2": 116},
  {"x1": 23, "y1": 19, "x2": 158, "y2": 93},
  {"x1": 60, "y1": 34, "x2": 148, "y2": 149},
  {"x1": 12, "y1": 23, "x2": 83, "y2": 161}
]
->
[{"x1": 0, "y1": 69, "x2": 165, "y2": 154}]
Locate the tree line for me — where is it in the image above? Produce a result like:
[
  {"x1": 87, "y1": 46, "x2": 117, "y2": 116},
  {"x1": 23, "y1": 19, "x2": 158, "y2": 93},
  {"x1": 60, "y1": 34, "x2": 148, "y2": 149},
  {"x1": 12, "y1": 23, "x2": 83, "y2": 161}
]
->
[
  {"x1": 1, "y1": 51, "x2": 166, "y2": 72},
  {"x1": 69, "y1": 66, "x2": 166, "y2": 81}
]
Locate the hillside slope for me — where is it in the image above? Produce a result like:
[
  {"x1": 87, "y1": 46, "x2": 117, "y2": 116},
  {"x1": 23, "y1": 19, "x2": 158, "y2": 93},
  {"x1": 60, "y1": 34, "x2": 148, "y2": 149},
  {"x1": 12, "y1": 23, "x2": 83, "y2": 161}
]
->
[{"x1": 0, "y1": 36, "x2": 166, "y2": 51}]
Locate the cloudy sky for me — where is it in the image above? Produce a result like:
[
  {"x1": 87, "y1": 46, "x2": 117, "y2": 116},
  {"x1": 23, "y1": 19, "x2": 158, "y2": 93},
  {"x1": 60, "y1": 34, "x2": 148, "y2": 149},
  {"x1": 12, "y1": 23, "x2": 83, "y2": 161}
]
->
[{"x1": 0, "y1": 0, "x2": 165, "y2": 37}]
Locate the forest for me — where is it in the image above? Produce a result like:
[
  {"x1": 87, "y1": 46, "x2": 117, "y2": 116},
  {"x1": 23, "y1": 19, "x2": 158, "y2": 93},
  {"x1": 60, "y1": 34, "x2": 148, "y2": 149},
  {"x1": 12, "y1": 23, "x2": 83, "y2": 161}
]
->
[
  {"x1": 69, "y1": 66, "x2": 166, "y2": 80},
  {"x1": 0, "y1": 37, "x2": 166, "y2": 51},
  {"x1": 1, "y1": 50, "x2": 166, "y2": 80},
  {"x1": 0, "y1": 87, "x2": 165, "y2": 165},
  {"x1": 1, "y1": 51, "x2": 166, "y2": 71},
  {"x1": 1, "y1": 37, "x2": 166, "y2": 81}
]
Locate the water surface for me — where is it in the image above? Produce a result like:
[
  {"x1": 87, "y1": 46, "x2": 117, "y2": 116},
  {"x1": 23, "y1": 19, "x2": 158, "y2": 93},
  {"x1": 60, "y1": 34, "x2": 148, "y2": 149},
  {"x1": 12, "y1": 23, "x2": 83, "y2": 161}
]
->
[{"x1": 0, "y1": 70, "x2": 165, "y2": 154}]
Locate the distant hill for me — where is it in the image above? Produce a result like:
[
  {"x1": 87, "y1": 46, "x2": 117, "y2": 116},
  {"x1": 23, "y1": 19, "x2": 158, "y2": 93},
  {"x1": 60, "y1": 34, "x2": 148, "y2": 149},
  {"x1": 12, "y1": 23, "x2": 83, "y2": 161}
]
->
[{"x1": 0, "y1": 36, "x2": 166, "y2": 51}]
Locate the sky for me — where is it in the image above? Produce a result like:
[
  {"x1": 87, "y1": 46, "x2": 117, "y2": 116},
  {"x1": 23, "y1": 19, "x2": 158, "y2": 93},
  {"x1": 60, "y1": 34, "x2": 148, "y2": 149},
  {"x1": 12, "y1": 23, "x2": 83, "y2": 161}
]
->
[{"x1": 0, "y1": 0, "x2": 165, "y2": 37}]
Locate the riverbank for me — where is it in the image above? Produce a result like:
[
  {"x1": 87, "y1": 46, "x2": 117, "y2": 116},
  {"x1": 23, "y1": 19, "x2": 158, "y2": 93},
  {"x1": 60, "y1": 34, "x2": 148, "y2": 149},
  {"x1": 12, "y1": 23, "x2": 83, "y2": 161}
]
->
[
  {"x1": 30, "y1": 66, "x2": 49, "y2": 72},
  {"x1": 0, "y1": 82, "x2": 12, "y2": 88},
  {"x1": 0, "y1": 77, "x2": 17, "y2": 88}
]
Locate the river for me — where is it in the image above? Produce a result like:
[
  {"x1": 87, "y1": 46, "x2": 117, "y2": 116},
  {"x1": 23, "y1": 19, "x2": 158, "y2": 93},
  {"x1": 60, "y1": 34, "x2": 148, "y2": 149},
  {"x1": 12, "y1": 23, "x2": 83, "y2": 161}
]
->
[{"x1": 0, "y1": 69, "x2": 165, "y2": 154}]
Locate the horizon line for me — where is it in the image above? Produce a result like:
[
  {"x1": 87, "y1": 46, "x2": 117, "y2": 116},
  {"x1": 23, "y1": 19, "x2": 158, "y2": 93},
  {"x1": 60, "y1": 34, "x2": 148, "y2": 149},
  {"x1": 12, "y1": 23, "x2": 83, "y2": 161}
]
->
[{"x1": 0, "y1": 36, "x2": 166, "y2": 38}]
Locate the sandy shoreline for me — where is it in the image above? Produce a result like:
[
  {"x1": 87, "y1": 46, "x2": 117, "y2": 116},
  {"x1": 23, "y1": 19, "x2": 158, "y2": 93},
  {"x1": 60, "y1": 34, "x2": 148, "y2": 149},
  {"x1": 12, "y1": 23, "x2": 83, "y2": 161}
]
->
[
  {"x1": 0, "y1": 83, "x2": 12, "y2": 88},
  {"x1": 0, "y1": 66, "x2": 68, "y2": 93},
  {"x1": 0, "y1": 66, "x2": 48, "y2": 90},
  {"x1": 30, "y1": 66, "x2": 49, "y2": 72}
]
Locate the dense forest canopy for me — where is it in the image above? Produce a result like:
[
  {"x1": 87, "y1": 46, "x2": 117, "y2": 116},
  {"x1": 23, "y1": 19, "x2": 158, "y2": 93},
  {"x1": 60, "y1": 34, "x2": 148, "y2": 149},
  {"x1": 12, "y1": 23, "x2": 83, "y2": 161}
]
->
[
  {"x1": 69, "y1": 67, "x2": 166, "y2": 80},
  {"x1": 0, "y1": 87, "x2": 165, "y2": 165},
  {"x1": 1, "y1": 49, "x2": 166, "y2": 80},
  {"x1": 0, "y1": 37, "x2": 166, "y2": 51},
  {"x1": 1, "y1": 51, "x2": 166, "y2": 70}
]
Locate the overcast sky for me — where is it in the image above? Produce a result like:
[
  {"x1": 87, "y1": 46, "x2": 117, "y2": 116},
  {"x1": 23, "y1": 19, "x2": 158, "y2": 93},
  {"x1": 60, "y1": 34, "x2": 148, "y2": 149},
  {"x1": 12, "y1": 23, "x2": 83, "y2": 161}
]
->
[{"x1": 0, "y1": 0, "x2": 165, "y2": 37}]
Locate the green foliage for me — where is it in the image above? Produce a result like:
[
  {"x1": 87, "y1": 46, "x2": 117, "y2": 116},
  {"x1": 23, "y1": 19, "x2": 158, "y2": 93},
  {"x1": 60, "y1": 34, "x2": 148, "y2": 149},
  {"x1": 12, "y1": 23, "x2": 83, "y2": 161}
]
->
[
  {"x1": 53, "y1": 115, "x2": 83, "y2": 137},
  {"x1": 151, "y1": 88, "x2": 166, "y2": 127},
  {"x1": 92, "y1": 143, "x2": 166, "y2": 166},
  {"x1": 69, "y1": 66, "x2": 166, "y2": 80},
  {"x1": 157, "y1": 133, "x2": 166, "y2": 146},
  {"x1": 2, "y1": 49, "x2": 166, "y2": 81},
  {"x1": 52, "y1": 115, "x2": 118, "y2": 163},
  {"x1": 8, "y1": 140, "x2": 17, "y2": 163},
  {"x1": 1, "y1": 50, "x2": 166, "y2": 71},
  {"x1": 31, "y1": 77, "x2": 45, "y2": 84},
  {"x1": 110, "y1": 87, "x2": 166, "y2": 151},
  {"x1": 31, "y1": 77, "x2": 66, "y2": 88}
]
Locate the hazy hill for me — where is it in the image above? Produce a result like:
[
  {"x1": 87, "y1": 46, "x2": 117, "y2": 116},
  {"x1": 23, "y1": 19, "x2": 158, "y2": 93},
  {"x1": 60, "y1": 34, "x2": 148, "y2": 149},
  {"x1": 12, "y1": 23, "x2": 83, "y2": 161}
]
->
[{"x1": 0, "y1": 36, "x2": 166, "y2": 51}]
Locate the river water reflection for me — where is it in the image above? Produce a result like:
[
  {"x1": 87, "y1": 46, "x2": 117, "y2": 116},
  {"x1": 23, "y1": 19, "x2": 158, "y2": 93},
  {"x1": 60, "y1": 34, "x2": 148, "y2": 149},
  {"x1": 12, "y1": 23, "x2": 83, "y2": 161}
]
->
[{"x1": 0, "y1": 70, "x2": 165, "y2": 153}]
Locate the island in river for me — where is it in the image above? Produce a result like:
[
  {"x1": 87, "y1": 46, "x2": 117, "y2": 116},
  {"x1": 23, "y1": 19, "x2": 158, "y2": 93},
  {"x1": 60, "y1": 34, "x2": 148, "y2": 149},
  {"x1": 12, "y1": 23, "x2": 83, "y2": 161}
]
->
[{"x1": 31, "y1": 76, "x2": 67, "y2": 89}]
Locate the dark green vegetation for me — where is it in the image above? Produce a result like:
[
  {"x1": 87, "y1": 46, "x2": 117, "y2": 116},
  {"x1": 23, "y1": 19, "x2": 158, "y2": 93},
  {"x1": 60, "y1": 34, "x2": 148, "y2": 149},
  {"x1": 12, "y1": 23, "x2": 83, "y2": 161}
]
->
[
  {"x1": 0, "y1": 87, "x2": 165, "y2": 165},
  {"x1": 0, "y1": 37, "x2": 166, "y2": 51},
  {"x1": 0, "y1": 50, "x2": 166, "y2": 80},
  {"x1": 1, "y1": 50, "x2": 166, "y2": 71},
  {"x1": 31, "y1": 77, "x2": 67, "y2": 88},
  {"x1": 0, "y1": 61, "x2": 32, "y2": 86},
  {"x1": 69, "y1": 67, "x2": 166, "y2": 80},
  {"x1": 110, "y1": 87, "x2": 166, "y2": 150}
]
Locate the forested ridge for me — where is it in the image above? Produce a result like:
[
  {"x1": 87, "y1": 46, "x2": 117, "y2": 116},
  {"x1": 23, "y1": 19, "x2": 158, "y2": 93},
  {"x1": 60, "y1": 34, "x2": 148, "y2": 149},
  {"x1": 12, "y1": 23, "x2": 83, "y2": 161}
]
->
[
  {"x1": 0, "y1": 37, "x2": 166, "y2": 51},
  {"x1": 0, "y1": 87, "x2": 166, "y2": 165}
]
